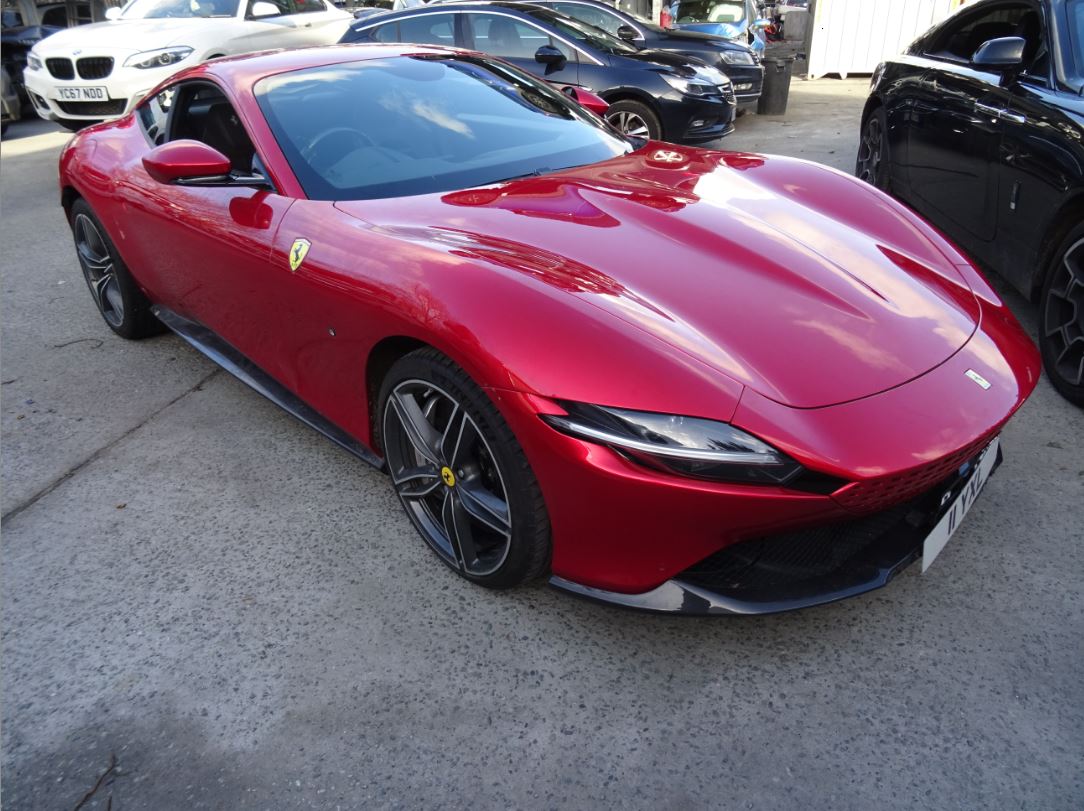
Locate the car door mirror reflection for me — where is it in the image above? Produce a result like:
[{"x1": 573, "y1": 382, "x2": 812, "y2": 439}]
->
[
  {"x1": 616, "y1": 24, "x2": 638, "y2": 42},
  {"x1": 970, "y1": 36, "x2": 1026, "y2": 70},
  {"x1": 535, "y1": 44, "x2": 567, "y2": 70},
  {"x1": 143, "y1": 140, "x2": 271, "y2": 190}
]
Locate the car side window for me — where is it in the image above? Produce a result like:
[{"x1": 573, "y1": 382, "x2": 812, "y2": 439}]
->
[
  {"x1": 923, "y1": 2, "x2": 1031, "y2": 64},
  {"x1": 552, "y1": 2, "x2": 621, "y2": 36},
  {"x1": 468, "y1": 13, "x2": 565, "y2": 60},
  {"x1": 138, "y1": 87, "x2": 175, "y2": 146},
  {"x1": 397, "y1": 13, "x2": 456, "y2": 45},
  {"x1": 168, "y1": 82, "x2": 261, "y2": 175},
  {"x1": 370, "y1": 21, "x2": 400, "y2": 42}
]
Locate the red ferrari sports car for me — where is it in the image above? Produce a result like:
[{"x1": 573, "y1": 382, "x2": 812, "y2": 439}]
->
[{"x1": 60, "y1": 45, "x2": 1040, "y2": 614}]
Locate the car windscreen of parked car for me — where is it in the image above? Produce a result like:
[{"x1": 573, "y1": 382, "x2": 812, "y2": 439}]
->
[
  {"x1": 519, "y1": 7, "x2": 639, "y2": 55},
  {"x1": 1070, "y1": 0, "x2": 1083, "y2": 69},
  {"x1": 120, "y1": 0, "x2": 242, "y2": 19},
  {"x1": 255, "y1": 55, "x2": 632, "y2": 200},
  {"x1": 672, "y1": 1, "x2": 745, "y2": 23}
]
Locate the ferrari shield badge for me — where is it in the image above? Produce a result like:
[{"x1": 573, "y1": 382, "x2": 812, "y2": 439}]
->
[{"x1": 289, "y1": 238, "x2": 311, "y2": 272}]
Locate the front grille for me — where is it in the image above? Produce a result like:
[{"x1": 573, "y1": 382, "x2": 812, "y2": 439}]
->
[
  {"x1": 831, "y1": 432, "x2": 997, "y2": 514},
  {"x1": 680, "y1": 500, "x2": 919, "y2": 593},
  {"x1": 76, "y1": 56, "x2": 113, "y2": 79},
  {"x1": 46, "y1": 58, "x2": 75, "y2": 80},
  {"x1": 56, "y1": 99, "x2": 127, "y2": 116}
]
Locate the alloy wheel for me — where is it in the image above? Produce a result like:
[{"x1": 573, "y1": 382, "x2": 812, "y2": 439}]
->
[
  {"x1": 383, "y1": 380, "x2": 513, "y2": 576},
  {"x1": 607, "y1": 110, "x2": 651, "y2": 139},
  {"x1": 856, "y1": 115, "x2": 884, "y2": 186},
  {"x1": 73, "y1": 213, "x2": 124, "y2": 328},
  {"x1": 1043, "y1": 237, "x2": 1084, "y2": 388}
]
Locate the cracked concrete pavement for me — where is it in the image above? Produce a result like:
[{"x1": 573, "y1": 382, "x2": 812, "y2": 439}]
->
[{"x1": 2, "y1": 79, "x2": 1082, "y2": 809}]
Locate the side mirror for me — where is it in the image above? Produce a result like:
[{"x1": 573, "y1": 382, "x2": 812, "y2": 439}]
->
[
  {"x1": 561, "y1": 85, "x2": 609, "y2": 116},
  {"x1": 616, "y1": 24, "x2": 637, "y2": 42},
  {"x1": 249, "y1": 1, "x2": 281, "y2": 18},
  {"x1": 142, "y1": 140, "x2": 269, "y2": 189},
  {"x1": 971, "y1": 36, "x2": 1025, "y2": 69},
  {"x1": 535, "y1": 44, "x2": 567, "y2": 70},
  {"x1": 104, "y1": 6, "x2": 121, "y2": 20}
]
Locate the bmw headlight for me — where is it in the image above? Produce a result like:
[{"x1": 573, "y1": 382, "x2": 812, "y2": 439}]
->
[
  {"x1": 26, "y1": 52, "x2": 43, "y2": 71},
  {"x1": 720, "y1": 50, "x2": 755, "y2": 65},
  {"x1": 124, "y1": 46, "x2": 194, "y2": 70},
  {"x1": 541, "y1": 402, "x2": 802, "y2": 485}
]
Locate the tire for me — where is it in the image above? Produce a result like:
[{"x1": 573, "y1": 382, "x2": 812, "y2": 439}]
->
[
  {"x1": 69, "y1": 198, "x2": 164, "y2": 339},
  {"x1": 57, "y1": 118, "x2": 98, "y2": 132},
  {"x1": 855, "y1": 106, "x2": 890, "y2": 191},
  {"x1": 1039, "y1": 223, "x2": 1084, "y2": 406},
  {"x1": 377, "y1": 348, "x2": 551, "y2": 589},
  {"x1": 605, "y1": 99, "x2": 662, "y2": 141}
]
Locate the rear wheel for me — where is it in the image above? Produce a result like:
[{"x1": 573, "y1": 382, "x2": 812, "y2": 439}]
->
[
  {"x1": 378, "y1": 349, "x2": 550, "y2": 588},
  {"x1": 856, "y1": 106, "x2": 890, "y2": 191},
  {"x1": 605, "y1": 99, "x2": 661, "y2": 141},
  {"x1": 69, "y1": 198, "x2": 163, "y2": 339},
  {"x1": 1039, "y1": 224, "x2": 1084, "y2": 406}
]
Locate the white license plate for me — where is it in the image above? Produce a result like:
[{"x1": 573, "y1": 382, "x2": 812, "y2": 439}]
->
[
  {"x1": 921, "y1": 436, "x2": 1000, "y2": 572},
  {"x1": 54, "y1": 86, "x2": 109, "y2": 101}
]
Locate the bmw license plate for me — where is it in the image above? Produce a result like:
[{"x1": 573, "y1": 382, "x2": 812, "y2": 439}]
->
[
  {"x1": 921, "y1": 436, "x2": 1000, "y2": 572},
  {"x1": 54, "y1": 86, "x2": 109, "y2": 101}
]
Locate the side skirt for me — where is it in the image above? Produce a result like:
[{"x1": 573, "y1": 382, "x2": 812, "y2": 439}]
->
[{"x1": 153, "y1": 306, "x2": 384, "y2": 470}]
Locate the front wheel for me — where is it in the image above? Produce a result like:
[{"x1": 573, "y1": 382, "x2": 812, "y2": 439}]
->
[
  {"x1": 855, "y1": 106, "x2": 890, "y2": 191},
  {"x1": 1039, "y1": 224, "x2": 1084, "y2": 406},
  {"x1": 378, "y1": 349, "x2": 551, "y2": 588},
  {"x1": 605, "y1": 99, "x2": 661, "y2": 141}
]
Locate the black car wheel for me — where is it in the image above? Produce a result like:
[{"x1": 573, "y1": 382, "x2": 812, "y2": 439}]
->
[
  {"x1": 856, "y1": 106, "x2": 889, "y2": 191},
  {"x1": 605, "y1": 99, "x2": 661, "y2": 140},
  {"x1": 69, "y1": 199, "x2": 163, "y2": 339},
  {"x1": 378, "y1": 348, "x2": 551, "y2": 588},
  {"x1": 1040, "y1": 225, "x2": 1084, "y2": 406}
]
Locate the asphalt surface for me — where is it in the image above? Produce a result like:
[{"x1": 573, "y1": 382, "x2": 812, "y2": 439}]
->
[{"x1": 2, "y1": 79, "x2": 1082, "y2": 810}]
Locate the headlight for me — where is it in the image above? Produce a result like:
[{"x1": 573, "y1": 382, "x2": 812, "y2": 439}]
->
[
  {"x1": 26, "y1": 53, "x2": 43, "y2": 71},
  {"x1": 720, "y1": 50, "x2": 755, "y2": 65},
  {"x1": 541, "y1": 402, "x2": 802, "y2": 485},
  {"x1": 124, "y1": 46, "x2": 194, "y2": 70},
  {"x1": 660, "y1": 68, "x2": 730, "y2": 97}
]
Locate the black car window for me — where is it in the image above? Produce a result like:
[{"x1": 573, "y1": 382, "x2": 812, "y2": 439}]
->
[
  {"x1": 40, "y1": 7, "x2": 65, "y2": 26},
  {"x1": 1071, "y1": 0, "x2": 1084, "y2": 71},
  {"x1": 551, "y1": 2, "x2": 622, "y2": 36},
  {"x1": 138, "y1": 86, "x2": 174, "y2": 145},
  {"x1": 523, "y1": 7, "x2": 637, "y2": 55},
  {"x1": 924, "y1": 2, "x2": 1031, "y2": 63},
  {"x1": 255, "y1": 55, "x2": 630, "y2": 200},
  {"x1": 167, "y1": 82, "x2": 260, "y2": 174},
  {"x1": 371, "y1": 21, "x2": 399, "y2": 41},
  {"x1": 468, "y1": 13, "x2": 554, "y2": 59},
  {"x1": 398, "y1": 13, "x2": 456, "y2": 45}
]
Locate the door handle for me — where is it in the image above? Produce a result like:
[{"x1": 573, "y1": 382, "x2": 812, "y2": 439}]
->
[
  {"x1": 1000, "y1": 110, "x2": 1027, "y2": 124},
  {"x1": 974, "y1": 102, "x2": 1002, "y2": 119},
  {"x1": 974, "y1": 102, "x2": 1027, "y2": 125}
]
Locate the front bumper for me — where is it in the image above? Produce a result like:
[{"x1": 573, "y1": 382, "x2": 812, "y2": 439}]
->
[
  {"x1": 22, "y1": 54, "x2": 181, "y2": 121},
  {"x1": 553, "y1": 444, "x2": 1003, "y2": 615},
  {"x1": 719, "y1": 62, "x2": 763, "y2": 103},
  {"x1": 659, "y1": 89, "x2": 737, "y2": 143}
]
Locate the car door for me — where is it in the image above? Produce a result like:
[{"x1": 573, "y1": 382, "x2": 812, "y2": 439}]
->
[
  {"x1": 462, "y1": 11, "x2": 580, "y2": 86},
  {"x1": 118, "y1": 80, "x2": 296, "y2": 382},
  {"x1": 905, "y1": 2, "x2": 1032, "y2": 247}
]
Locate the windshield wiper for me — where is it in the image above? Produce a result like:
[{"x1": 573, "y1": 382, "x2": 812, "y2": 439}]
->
[{"x1": 489, "y1": 167, "x2": 555, "y2": 184}]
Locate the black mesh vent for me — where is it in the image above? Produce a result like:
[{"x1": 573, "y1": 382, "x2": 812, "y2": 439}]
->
[
  {"x1": 46, "y1": 58, "x2": 74, "y2": 80},
  {"x1": 76, "y1": 57, "x2": 114, "y2": 79},
  {"x1": 56, "y1": 99, "x2": 127, "y2": 116}
]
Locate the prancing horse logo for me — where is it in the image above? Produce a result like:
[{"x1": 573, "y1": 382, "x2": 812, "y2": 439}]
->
[{"x1": 289, "y1": 238, "x2": 311, "y2": 272}]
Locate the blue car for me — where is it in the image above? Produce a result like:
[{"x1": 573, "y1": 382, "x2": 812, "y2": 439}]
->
[{"x1": 663, "y1": 0, "x2": 766, "y2": 56}]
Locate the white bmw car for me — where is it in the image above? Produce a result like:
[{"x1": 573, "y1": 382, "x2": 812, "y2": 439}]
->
[{"x1": 23, "y1": 0, "x2": 351, "y2": 129}]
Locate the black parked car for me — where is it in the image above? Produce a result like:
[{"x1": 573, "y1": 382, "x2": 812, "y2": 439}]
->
[
  {"x1": 441, "y1": 0, "x2": 763, "y2": 105},
  {"x1": 1, "y1": 9, "x2": 61, "y2": 109},
  {"x1": 341, "y1": 1, "x2": 737, "y2": 142},
  {"x1": 857, "y1": 0, "x2": 1084, "y2": 405}
]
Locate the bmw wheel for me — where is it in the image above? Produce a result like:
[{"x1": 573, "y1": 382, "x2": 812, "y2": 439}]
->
[
  {"x1": 856, "y1": 106, "x2": 889, "y2": 191},
  {"x1": 69, "y1": 198, "x2": 163, "y2": 339},
  {"x1": 1040, "y1": 224, "x2": 1084, "y2": 406},
  {"x1": 605, "y1": 99, "x2": 661, "y2": 141},
  {"x1": 378, "y1": 348, "x2": 551, "y2": 587}
]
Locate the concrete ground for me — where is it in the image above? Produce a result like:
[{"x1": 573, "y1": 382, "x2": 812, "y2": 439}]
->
[{"x1": 2, "y1": 79, "x2": 1082, "y2": 810}]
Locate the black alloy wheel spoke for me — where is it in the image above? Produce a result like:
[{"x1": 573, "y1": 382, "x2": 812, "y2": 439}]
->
[
  {"x1": 390, "y1": 389, "x2": 442, "y2": 467},
  {"x1": 75, "y1": 215, "x2": 123, "y2": 325},
  {"x1": 391, "y1": 463, "x2": 443, "y2": 499},
  {"x1": 456, "y1": 481, "x2": 512, "y2": 537},
  {"x1": 441, "y1": 490, "x2": 480, "y2": 571},
  {"x1": 1045, "y1": 239, "x2": 1084, "y2": 386},
  {"x1": 439, "y1": 403, "x2": 466, "y2": 466}
]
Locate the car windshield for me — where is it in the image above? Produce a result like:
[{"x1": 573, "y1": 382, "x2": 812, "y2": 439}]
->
[
  {"x1": 1069, "y1": 0, "x2": 1083, "y2": 75},
  {"x1": 256, "y1": 55, "x2": 632, "y2": 201},
  {"x1": 523, "y1": 8, "x2": 639, "y2": 55},
  {"x1": 673, "y1": 1, "x2": 746, "y2": 24},
  {"x1": 121, "y1": 0, "x2": 240, "y2": 19}
]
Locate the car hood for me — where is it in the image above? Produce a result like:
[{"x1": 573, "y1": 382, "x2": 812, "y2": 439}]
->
[
  {"x1": 658, "y1": 27, "x2": 748, "y2": 51},
  {"x1": 31, "y1": 18, "x2": 233, "y2": 53},
  {"x1": 615, "y1": 47, "x2": 714, "y2": 71},
  {"x1": 335, "y1": 147, "x2": 981, "y2": 408}
]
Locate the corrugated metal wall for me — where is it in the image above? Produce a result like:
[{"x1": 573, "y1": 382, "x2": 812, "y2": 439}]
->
[{"x1": 805, "y1": 0, "x2": 963, "y2": 78}]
